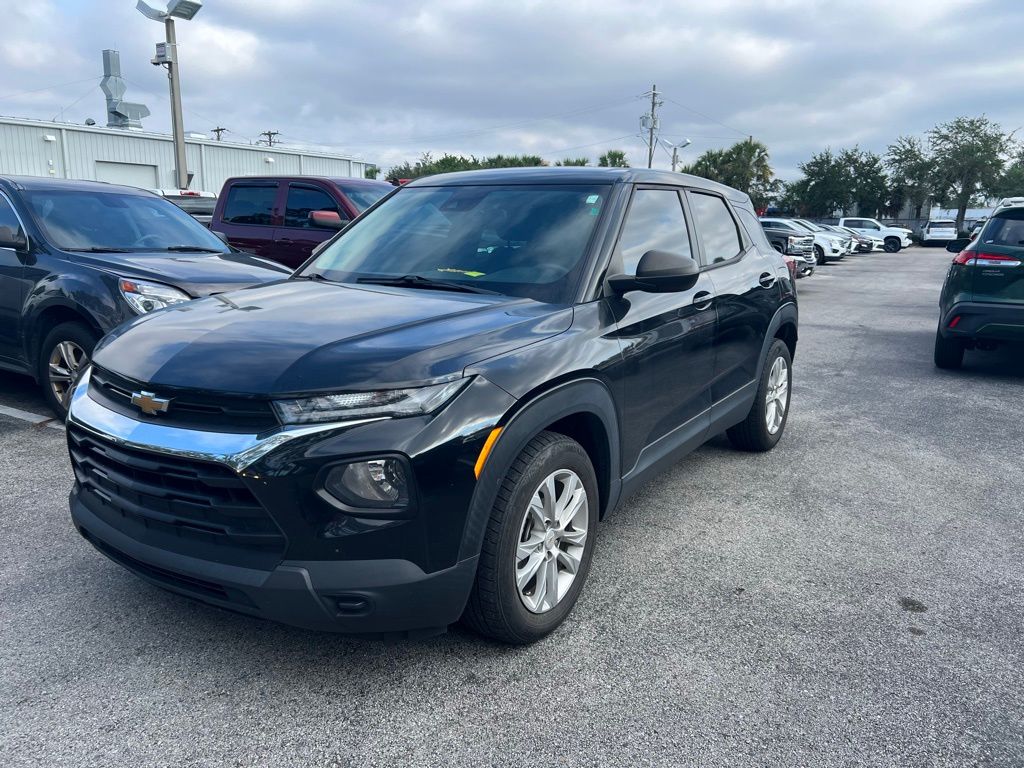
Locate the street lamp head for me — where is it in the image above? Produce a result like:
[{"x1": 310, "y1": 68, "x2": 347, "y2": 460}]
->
[{"x1": 136, "y1": 0, "x2": 202, "y2": 21}]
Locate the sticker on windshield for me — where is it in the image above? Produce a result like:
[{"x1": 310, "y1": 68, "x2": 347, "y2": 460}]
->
[
  {"x1": 586, "y1": 194, "x2": 600, "y2": 204},
  {"x1": 437, "y1": 267, "x2": 486, "y2": 278}
]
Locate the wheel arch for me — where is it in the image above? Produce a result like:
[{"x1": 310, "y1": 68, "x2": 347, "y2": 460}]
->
[
  {"x1": 758, "y1": 302, "x2": 799, "y2": 381},
  {"x1": 458, "y1": 375, "x2": 622, "y2": 561},
  {"x1": 25, "y1": 301, "x2": 104, "y2": 376}
]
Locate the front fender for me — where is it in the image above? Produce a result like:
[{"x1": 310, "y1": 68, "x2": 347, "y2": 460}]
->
[{"x1": 458, "y1": 377, "x2": 622, "y2": 560}]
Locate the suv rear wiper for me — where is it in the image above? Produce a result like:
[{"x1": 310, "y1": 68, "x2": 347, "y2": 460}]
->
[{"x1": 356, "y1": 274, "x2": 497, "y2": 295}]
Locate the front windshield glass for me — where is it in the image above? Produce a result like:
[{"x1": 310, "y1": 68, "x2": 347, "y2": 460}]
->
[
  {"x1": 302, "y1": 184, "x2": 611, "y2": 303},
  {"x1": 340, "y1": 185, "x2": 391, "y2": 211},
  {"x1": 793, "y1": 219, "x2": 822, "y2": 232},
  {"x1": 23, "y1": 189, "x2": 229, "y2": 252}
]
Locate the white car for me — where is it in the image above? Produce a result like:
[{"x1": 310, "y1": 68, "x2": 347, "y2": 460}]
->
[
  {"x1": 920, "y1": 219, "x2": 958, "y2": 245},
  {"x1": 837, "y1": 217, "x2": 913, "y2": 252},
  {"x1": 760, "y1": 218, "x2": 848, "y2": 263}
]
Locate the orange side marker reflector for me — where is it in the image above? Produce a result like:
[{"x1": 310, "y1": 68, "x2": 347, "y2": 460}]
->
[{"x1": 474, "y1": 427, "x2": 503, "y2": 479}]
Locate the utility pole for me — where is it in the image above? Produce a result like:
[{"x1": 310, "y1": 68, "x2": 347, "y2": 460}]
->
[
  {"x1": 164, "y1": 18, "x2": 188, "y2": 189},
  {"x1": 671, "y1": 146, "x2": 679, "y2": 173},
  {"x1": 641, "y1": 84, "x2": 662, "y2": 169},
  {"x1": 211, "y1": 126, "x2": 228, "y2": 141},
  {"x1": 259, "y1": 130, "x2": 280, "y2": 147}
]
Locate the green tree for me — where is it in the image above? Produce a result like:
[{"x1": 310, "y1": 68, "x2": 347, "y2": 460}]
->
[
  {"x1": 929, "y1": 116, "x2": 1011, "y2": 231},
  {"x1": 555, "y1": 157, "x2": 589, "y2": 166},
  {"x1": 886, "y1": 136, "x2": 933, "y2": 218},
  {"x1": 994, "y1": 144, "x2": 1024, "y2": 199},
  {"x1": 386, "y1": 151, "x2": 547, "y2": 181},
  {"x1": 841, "y1": 147, "x2": 888, "y2": 218},
  {"x1": 598, "y1": 149, "x2": 629, "y2": 167},
  {"x1": 364, "y1": 165, "x2": 380, "y2": 180},
  {"x1": 788, "y1": 148, "x2": 851, "y2": 217},
  {"x1": 680, "y1": 138, "x2": 778, "y2": 210}
]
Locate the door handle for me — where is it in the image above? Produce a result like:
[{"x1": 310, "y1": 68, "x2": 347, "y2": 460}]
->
[
  {"x1": 693, "y1": 291, "x2": 713, "y2": 311},
  {"x1": 277, "y1": 238, "x2": 294, "y2": 244},
  {"x1": 758, "y1": 272, "x2": 777, "y2": 289}
]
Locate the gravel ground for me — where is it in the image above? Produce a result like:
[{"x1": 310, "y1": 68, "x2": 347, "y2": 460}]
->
[{"x1": 1, "y1": 247, "x2": 1022, "y2": 767}]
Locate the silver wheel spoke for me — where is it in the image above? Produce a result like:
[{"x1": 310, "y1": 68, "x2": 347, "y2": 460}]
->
[
  {"x1": 514, "y1": 468, "x2": 590, "y2": 614},
  {"x1": 765, "y1": 356, "x2": 789, "y2": 434}
]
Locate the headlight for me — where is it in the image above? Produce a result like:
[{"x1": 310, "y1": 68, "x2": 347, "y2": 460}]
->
[
  {"x1": 322, "y1": 457, "x2": 411, "y2": 510},
  {"x1": 273, "y1": 378, "x2": 469, "y2": 425},
  {"x1": 119, "y1": 278, "x2": 191, "y2": 314}
]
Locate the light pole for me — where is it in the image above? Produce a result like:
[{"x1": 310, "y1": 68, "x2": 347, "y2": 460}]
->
[
  {"x1": 137, "y1": 0, "x2": 203, "y2": 190},
  {"x1": 661, "y1": 138, "x2": 692, "y2": 172}
]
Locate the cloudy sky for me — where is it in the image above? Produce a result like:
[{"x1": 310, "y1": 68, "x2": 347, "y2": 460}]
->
[{"x1": 3, "y1": 0, "x2": 1023, "y2": 179}]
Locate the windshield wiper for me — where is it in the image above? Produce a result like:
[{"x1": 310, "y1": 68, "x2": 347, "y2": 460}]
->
[
  {"x1": 293, "y1": 271, "x2": 335, "y2": 282},
  {"x1": 356, "y1": 274, "x2": 497, "y2": 295},
  {"x1": 69, "y1": 246, "x2": 132, "y2": 253},
  {"x1": 158, "y1": 245, "x2": 225, "y2": 253}
]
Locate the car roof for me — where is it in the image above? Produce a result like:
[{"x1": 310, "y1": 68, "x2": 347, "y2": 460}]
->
[
  {"x1": 222, "y1": 175, "x2": 391, "y2": 189},
  {"x1": 329, "y1": 177, "x2": 393, "y2": 189},
  {"x1": 402, "y1": 166, "x2": 750, "y2": 203},
  {"x1": 0, "y1": 175, "x2": 154, "y2": 196}
]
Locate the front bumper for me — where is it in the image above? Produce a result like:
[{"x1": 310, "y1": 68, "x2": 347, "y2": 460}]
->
[
  {"x1": 939, "y1": 301, "x2": 1024, "y2": 342},
  {"x1": 66, "y1": 368, "x2": 516, "y2": 633},
  {"x1": 71, "y1": 487, "x2": 478, "y2": 633}
]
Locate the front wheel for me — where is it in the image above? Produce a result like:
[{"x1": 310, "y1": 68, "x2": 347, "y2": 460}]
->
[
  {"x1": 884, "y1": 237, "x2": 901, "y2": 253},
  {"x1": 813, "y1": 244, "x2": 826, "y2": 264},
  {"x1": 38, "y1": 321, "x2": 98, "y2": 419},
  {"x1": 462, "y1": 431, "x2": 599, "y2": 644},
  {"x1": 727, "y1": 339, "x2": 792, "y2": 452}
]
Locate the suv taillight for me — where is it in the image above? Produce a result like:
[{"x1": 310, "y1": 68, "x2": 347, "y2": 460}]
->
[{"x1": 954, "y1": 250, "x2": 1023, "y2": 267}]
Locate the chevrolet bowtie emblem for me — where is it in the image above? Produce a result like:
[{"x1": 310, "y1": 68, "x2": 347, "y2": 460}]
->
[{"x1": 130, "y1": 391, "x2": 171, "y2": 416}]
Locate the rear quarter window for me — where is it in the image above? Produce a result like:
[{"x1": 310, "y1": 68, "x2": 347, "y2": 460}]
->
[{"x1": 736, "y1": 206, "x2": 773, "y2": 253}]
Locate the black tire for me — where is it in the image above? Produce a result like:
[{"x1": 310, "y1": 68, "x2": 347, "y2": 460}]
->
[
  {"x1": 462, "y1": 431, "x2": 599, "y2": 644},
  {"x1": 771, "y1": 243, "x2": 784, "y2": 254},
  {"x1": 884, "y1": 237, "x2": 901, "y2": 253},
  {"x1": 727, "y1": 339, "x2": 792, "y2": 452},
  {"x1": 802, "y1": 267, "x2": 814, "y2": 278},
  {"x1": 813, "y1": 244, "x2": 826, "y2": 264},
  {"x1": 37, "y1": 321, "x2": 98, "y2": 419},
  {"x1": 933, "y1": 331, "x2": 965, "y2": 370}
]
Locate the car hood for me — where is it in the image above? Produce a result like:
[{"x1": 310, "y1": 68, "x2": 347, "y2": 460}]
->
[
  {"x1": 91, "y1": 280, "x2": 573, "y2": 395},
  {"x1": 71, "y1": 250, "x2": 289, "y2": 296}
]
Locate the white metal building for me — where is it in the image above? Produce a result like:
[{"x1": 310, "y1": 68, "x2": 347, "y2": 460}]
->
[{"x1": 0, "y1": 116, "x2": 374, "y2": 192}]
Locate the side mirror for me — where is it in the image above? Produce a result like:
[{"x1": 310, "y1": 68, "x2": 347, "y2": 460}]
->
[
  {"x1": 608, "y1": 250, "x2": 700, "y2": 294},
  {"x1": 0, "y1": 226, "x2": 27, "y2": 251},
  {"x1": 211, "y1": 230, "x2": 230, "y2": 245},
  {"x1": 946, "y1": 238, "x2": 970, "y2": 253},
  {"x1": 309, "y1": 210, "x2": 347, "y2": 230}
]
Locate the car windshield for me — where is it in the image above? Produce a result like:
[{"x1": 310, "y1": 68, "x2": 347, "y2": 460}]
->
[
  {"x1": 300, "y1": 183, "x2": 610, "y2": 303},
  {"x1": 981, "y1": 210, "x2": 1024, "y2": 247},
  {"x1": 339, "y1": 185, "x2": 391, "y2": 212},
  {"x1": 23, "y1": 189, "x2": 229, "y2": 252}
]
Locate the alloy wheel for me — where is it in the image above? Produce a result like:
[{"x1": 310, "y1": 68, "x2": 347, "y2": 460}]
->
[
  {"x1": 515, "y1": 469, "x2": 589, "y2": 614},
  {"x1": 48, "y1": 340, "x2": 88, "y2": 407},
  {"x1": 765, "y1": 356, "x2": 789, "y2": 435}
]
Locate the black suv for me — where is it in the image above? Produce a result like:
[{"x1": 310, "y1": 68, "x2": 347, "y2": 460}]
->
[
  {"x1": 66, "y1": 168, "x2": 798, "y2": 644},
  {"x1": 0, "y1": 176, "x2": 287, "y2": 416}
]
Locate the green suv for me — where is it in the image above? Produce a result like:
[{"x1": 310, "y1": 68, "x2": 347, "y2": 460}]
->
[{"x1": 935, "y1": 203, "x2": 1024, "y2": 368}]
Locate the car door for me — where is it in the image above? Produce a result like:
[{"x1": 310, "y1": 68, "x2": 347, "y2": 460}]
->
[
  {"x1": 606, "y1": 186, "x2": 717, "y2": 474},
  {"x1": 691, "y1": 192, "x2": 779, "y2": 403},
  {"x1": 273, "y1": 183, "x2": 349, "y2": 269},
  {"x1": 216, "y1": 181, "x2": 281, "y2": 261},
  {"x1": 0, "y1": 191, "x2": 30, "y2": 363}
]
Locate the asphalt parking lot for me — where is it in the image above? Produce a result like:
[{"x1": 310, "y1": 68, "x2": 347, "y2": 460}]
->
[{"x1": 1, "y1": 247, "x2": 1022, "y2": 767}]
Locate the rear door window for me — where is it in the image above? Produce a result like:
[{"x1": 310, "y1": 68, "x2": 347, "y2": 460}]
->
[
  {"x1": 222, "y1": 184, "x2": 277, "y2": 225},
  {"x1": 983, "y1": 211, "x2": 1024, "y2": 247},
  {"x1": 689, "y1": 192, "x2": 743, "y2": 264},
  {"x1": 0, "y1": 194, "x2": 23, "y2": 240},
  {"x1": 284, "y1": 185, "x2": 342, "y2": 229}
]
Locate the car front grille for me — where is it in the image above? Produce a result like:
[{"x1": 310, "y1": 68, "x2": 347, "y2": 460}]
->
[
  {"x1": 88, "y1": 366, "x2": 279, "y2": 434},
  {"x1": 69, "y1": 425, "x2": 285, "y2": 567}
]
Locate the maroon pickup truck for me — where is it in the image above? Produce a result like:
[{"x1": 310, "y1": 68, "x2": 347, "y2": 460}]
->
[{"x1": 210, "y1": 176, "x2": 393, "y2": 269}]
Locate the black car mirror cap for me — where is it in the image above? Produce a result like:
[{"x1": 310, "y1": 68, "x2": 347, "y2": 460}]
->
[
  {"x1": 0, "y1": 226, "x2": 27, "y2": 251},
  {"x1": 946, "y1": 238, "x2": 971, "y2": 253},
  {"x1": 608, "y1": 250, "x2": 700, "y2": 294}
]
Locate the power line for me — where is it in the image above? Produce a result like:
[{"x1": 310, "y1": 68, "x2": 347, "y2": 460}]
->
[
  {"x1": 661, "y1": 95, "x2": 748, "y2": 138},
  {"x1": 51, "y1": 81, "x2": 101, "y2": 122},
  {"x1": 0, "y1": 77, "x2": 100, "y2": 103},
  {"x1": 259, "y1": 130, "x2": 281, "y2": 147},
  {"x1": 211, "y1": 126, "x2": 228, "y2": 140}
]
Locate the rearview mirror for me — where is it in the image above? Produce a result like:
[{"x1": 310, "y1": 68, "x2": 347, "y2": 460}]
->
[
  {"x1": 309, "y1": 210, "x2": 347, "y2": 230},
  {"x1": 0, "y1": 226, "x2": 27, "y2": 251},
  {"x1": 946, "y1": 238, "x2": 971, "y2": 253},
  {"x1": 608, "y1": 250, "x2": 700, "y2": 294}
]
